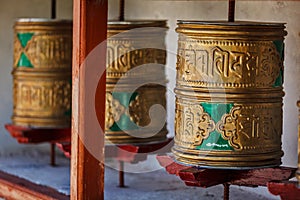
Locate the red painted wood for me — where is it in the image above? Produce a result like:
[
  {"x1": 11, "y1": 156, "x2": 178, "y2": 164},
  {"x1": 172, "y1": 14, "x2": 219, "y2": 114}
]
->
[
  {"x1": 59, "y1": 139, "x2": 173, "y2": 163},
  {"x1": 230, "y1": 167, "x2": 296, "y2": 187},
  {"x1": 0, "y1": 170, "x2": 69, "y2": 200},
  {"x1": 179, "y1": 168, "x2": 231, "y2": 188},
  {"x1": 71, "y1": 1, "x2": 108, "y2": 199},
  {"x1": 5, "y1": 124, "x2": 71, "y2": 144},
  {"x1": 156, "y1": 155, "x2": 189, "y2": 175},
  {"x1": 268, "y1": 181, "x2": 300, "y2": 200},
  {"x1": 56, "y1": 142, "x2": 71, "y2": 158},
  {"x1": 157, "y1": 155, "x2": 296, "y2": 189}
]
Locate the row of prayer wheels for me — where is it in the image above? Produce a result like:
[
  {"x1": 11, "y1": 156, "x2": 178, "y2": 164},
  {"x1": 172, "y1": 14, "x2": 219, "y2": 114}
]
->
[{"x1": 12, "y1": 18, "x2": 289, "y2": 169}]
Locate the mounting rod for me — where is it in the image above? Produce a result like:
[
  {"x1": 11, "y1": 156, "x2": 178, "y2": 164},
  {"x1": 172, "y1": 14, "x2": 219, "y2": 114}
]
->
[
  {"x1": 119, "y1": 0, "x2": 125, "y2": 21},
  {"x1": 51, "y1": 0, "x2": 56, "y2": 19},
  {"x1": 228, "y1": 0, "x2": 235, "y2": 22}
]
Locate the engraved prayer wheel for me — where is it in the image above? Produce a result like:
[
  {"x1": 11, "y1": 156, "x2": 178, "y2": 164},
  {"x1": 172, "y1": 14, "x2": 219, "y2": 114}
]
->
[
  {"x1": 173, "y1": 21, "x2": 287, "y2": 168},
  {"x1": 12, "y1": 19, "x2": 72, "y2": 128},
  {"x1": 105, "y1": 21, "x2": 168, "y2": 144}
]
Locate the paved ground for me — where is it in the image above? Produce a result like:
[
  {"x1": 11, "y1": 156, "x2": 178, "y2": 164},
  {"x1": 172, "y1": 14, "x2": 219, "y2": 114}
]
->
[{"x1": 0, "y1": 146, "x2": 280, "y2": 200}]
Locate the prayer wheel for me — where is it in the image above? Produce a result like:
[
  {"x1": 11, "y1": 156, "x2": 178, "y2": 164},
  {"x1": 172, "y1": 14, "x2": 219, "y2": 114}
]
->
[
  {"x1": 12, "y1": 19, "x2": 72, "y2": 128},
  {"x1": 173, "y1": 21, "x2": 287, "y2": 168},
  {"x1": 105, "y1": 20, "x2": 168, "y2": 144}
]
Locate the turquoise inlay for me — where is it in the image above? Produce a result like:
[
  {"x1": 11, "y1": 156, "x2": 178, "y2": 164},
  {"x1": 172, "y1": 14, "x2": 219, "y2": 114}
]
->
[
  {"x1": 64, "y1": 109, "x2": 71, "y2": 117},
  {"x1": 17, "y1": 33, "x2": 34, "y2": 48},
  {"x1": 274, "y1": 69, "x2": 283, "y2": 87},
  {"x1": 112, "y1": 92, "x2": 138, "y2": 108},
  {"x1": 17, "y1": 53, "x2": 33, "y2": 68},
  {"x1": 273, "y1": 41, "x2": 284, "y2": 87},
  {"x1": 110, "y1": 115, "x2": 138, "y2": 131},
  {"x1": 201, "y1": 103, "x2": 233, "y2": 122},
  {"x1": 273, "y1": 40, "x2": 284, "y2": 60},
  {"x1": 110, "y1": 92, "x2": 139, "y2": 131},
  {"x1": 196, "y1": 103, "x2": 234, "y2": 151}
]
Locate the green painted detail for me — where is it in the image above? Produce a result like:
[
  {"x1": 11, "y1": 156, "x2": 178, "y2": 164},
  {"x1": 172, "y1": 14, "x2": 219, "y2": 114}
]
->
[
  {"x1": 273, "y1": 40, "x2": 284, "y2": 60},
  {"x1": 112, "y1": 92, "x2": 138, "y2": 107},
  {"x1": 17, "y1": 33, "x2": 34, "y2": 48},
  {"x1": 17, "y1": 53, "x2": 33, "y2": 68},
  {"x1": 64, "y1": 109, "x2": 71, "y2": 117},
  {"x1": 196, "y1": 103, "x2": 234, "y2": 151},
  {"x1": 110, "y1": 92, "x2": 139, "y2": 131},
  {"x1": 274, "y1": 69, "x2": 283, "y2": 87},
  {"x1": 110, "y1": 115, "x2": 138, "y2": 131},
  {"x1": 201, "y1": 103, "x2": 233, "y2": 122},
  {"x1": 273, "y1": 41, "x2": 284, "y2": 87}
]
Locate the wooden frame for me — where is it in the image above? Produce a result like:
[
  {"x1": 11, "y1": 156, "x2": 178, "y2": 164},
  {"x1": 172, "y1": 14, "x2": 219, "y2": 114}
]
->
[
  {"x1": 0, "y1": 170, "x2": 69, "y2": 200},
  {"x1": 71, "y1": 0, "x2": 108, "y2": 199}
]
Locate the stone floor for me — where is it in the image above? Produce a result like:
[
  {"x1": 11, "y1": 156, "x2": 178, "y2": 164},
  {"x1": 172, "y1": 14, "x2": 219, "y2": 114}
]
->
[{"x1": 0, "y1": 145, "x2": 280, "y2": 200}]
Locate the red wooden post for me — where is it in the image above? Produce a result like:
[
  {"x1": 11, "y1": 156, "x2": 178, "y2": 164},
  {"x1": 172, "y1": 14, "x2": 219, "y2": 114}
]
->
[{"x1": 71, "y1": 0, "x2": 108, "y2": 199}]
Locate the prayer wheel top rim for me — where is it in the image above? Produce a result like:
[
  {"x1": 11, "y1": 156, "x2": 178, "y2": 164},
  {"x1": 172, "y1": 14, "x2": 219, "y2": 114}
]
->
[
  {"x1": 108, "y1": 20, "x2": 168, "y2": 29},
  {"x1": 177, "y1": 20, "x2": 285, "y2": 27},
  {"x1": 176, "y1": 20, "x2": 287, "y2": 39},
  {"x1": 16, "y1": 18, "x2": 72, "y2": 23},
  {"x1": 14, "y1": 18, "x2": 72, "y2": 29}
]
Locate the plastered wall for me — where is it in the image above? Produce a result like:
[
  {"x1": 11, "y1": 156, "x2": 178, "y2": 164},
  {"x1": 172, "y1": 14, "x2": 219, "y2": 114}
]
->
[{"x1": 0, "y1": 0, "x2": 299, "y2": 168}]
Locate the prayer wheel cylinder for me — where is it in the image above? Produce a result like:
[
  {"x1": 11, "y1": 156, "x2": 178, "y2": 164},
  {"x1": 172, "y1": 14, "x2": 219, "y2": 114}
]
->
[
  {"x1": 173, "y1": 21, "x2": 287, "y2": 168},
  {"x1": 105, "y1": 21, "x2": 168, "y2": 144},
  {"x1": 12, "y1": 19, "x2": 72, "y2": 128}
]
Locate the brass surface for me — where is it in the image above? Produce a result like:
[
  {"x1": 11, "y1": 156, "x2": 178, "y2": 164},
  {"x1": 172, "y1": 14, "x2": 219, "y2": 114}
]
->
[
  {"x1": 12, "y1": 19, "x2": 72, "y2": 128},
  {"x1": 173, "y1": 21, "x2": 286, "y2": 168},
  {"x1": 105, "y1": 21, "x2": 168, "y2": 144}
]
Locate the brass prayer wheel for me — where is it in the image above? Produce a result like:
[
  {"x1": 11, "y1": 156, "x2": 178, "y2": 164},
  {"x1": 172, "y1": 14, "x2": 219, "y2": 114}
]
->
[
  {"x1": 105, "y1": 20, "x2": 168, "y2": 144},
  {"x1": 12, "y1": 19, "x2": 72, "y2": 128},
  {"x1": 173, "y1": 21, "x2": 287, "y2": 168}
]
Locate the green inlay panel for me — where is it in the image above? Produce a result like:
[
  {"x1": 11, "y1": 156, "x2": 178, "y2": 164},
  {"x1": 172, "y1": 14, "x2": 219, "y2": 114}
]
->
[
  {"x1": 110, "y1": 92, "x2": 138, "y2": 131},
  {"x1": 64, "y1": 109, "x2": 71, "y2": 117},
  {"x1": 273, "y1": 40, "x2": 284, "y2": 87},
  {"x1": 17, "y1": 33, "x2": 34, "y2": 48},
  {"x1": 273, "y1": 40, "x2": 284, "y2": 60},
  {"x1": 110, "y1": 115, "x2": 138, "y2": 131},
  {"x1": 274, "y1": 69, "x2": 283, "y2": 87},
  {"x1": 112, "y1": 92, "x2": 138, "y2": 107},
  {"x1": 196, "y1": 103, "x2": 234, "y2": 151},
  {"x1": 17, "y1": 53, "x2": 33, "y2": 68}
]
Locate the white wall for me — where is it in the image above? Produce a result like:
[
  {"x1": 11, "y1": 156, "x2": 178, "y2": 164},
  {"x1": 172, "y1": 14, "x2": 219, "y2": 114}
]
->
[{"x1": 0, "y1": 0, "x2": 299, "y2": 168}]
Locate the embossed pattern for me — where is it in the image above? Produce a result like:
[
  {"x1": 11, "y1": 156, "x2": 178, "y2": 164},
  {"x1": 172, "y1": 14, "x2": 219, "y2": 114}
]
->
[
  {"x1": 177, "y1": 40, "x2": 283, "y2": 88},
  {"x1": 12, "y1": 20, "x2": 72, "y2": 128},
  {"x1": 105, "y1": 21, "x2": 168, "y2": 144}
]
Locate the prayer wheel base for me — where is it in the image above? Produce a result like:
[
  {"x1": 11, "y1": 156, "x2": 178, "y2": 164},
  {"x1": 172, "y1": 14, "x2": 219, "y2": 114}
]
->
[
  {"x1": 12, "y1": 117, "x2": 70, "y2": 128},
  {"x1": 172, "y1": 146, "x2": 283, "y2": 169},
  {"x1": 105, "y1": 130, "x2": 168, "y2": 145}
]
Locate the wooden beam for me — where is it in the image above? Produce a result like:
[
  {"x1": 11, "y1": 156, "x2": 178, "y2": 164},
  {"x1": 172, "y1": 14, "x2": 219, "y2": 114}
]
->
[
  {"x1": 0, "y1": 170, "x2": 69, "y2": 200},
  {"x1": 71, "y1": 0, "x2": 108, "y2": 200}
]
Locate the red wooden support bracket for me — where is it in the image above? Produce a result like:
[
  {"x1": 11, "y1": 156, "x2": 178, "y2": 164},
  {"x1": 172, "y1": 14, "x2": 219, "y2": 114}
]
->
[
  {"x1": 5, "y1": 124, "x2": 71, "y2": 144},
  {"x1": 58, "y1": 138, "x2": 173, "y2": 163},
  {"x1": 268, "y1": 181, "x2": 300, "y2": 200},
  {"x1": 157, "y1": 155, "x2": 296, "y2": 188}
]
